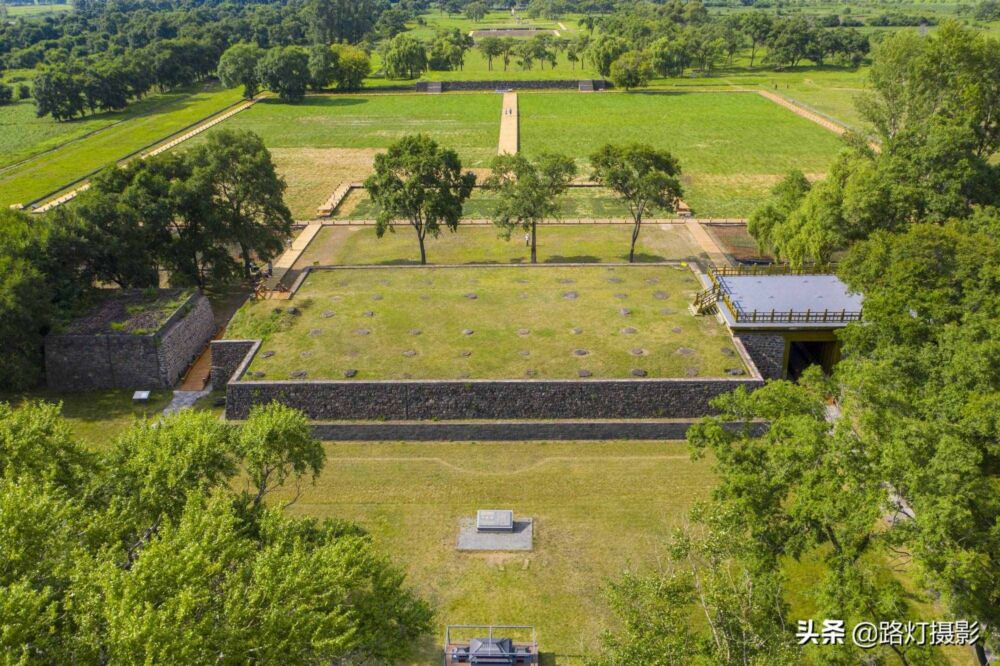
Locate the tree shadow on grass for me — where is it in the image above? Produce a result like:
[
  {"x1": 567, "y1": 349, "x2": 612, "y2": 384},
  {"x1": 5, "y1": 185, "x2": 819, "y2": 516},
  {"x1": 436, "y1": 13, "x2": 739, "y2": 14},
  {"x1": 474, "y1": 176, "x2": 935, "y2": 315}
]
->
[
  {"x1": 543, "y1": 255, "x2": 601, "y2": 264},
  {"x1": 631, "y1": 252, "x2": 669, "y2": 263},
  {"x1": 262, "y1": 96, "x2": 367, "y2": 109}
]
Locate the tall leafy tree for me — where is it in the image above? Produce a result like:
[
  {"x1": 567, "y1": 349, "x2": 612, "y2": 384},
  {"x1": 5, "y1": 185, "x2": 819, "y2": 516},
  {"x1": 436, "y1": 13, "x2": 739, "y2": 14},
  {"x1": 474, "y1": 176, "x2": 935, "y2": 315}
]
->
[
  {"x1": 329, "y1": 44, "x2": 370, "y2": 90},
  {"x1": 382, "y1": 34, "x2": 427, "y2": 79},
  {"x1": 364, "y1": 134, "x2": 475, "y2": 265},
  {"x1": 477, "y1": 36, "x2": 504, "y2": 71},
  {"x1": 257, "y1": 46, "x2": 310, "y2": 102},
  {"x1": 0, "y1": 212, "x2": 55, "y2": 391},
  {"x1": 0, "y1": 401, "x2": 433, "y2": 663},
  {"x1": 185, "y1": 130, "x2": 293, "y2": 280},
  {"x1": 609, "y1": 50, "x2": 653, "y2": 90},
  {"x1": 590, "y1": 144, "x2": 683, "y2": 262},
  {"x1": 218, "y1": 43, "x2": 264, "y2": 98},
  {"x1": 836, "y1": 221, "x2": 1000, "y2": 651},
  {"x1": 484, "y1": 152, "x2": 577, "y2": 263}
]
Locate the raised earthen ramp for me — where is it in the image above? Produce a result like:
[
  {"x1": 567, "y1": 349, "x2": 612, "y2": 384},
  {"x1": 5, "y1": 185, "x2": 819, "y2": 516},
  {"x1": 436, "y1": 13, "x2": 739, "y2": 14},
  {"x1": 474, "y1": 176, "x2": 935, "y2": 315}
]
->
[{"x1": 498, "y1": 92, "x2": 519, "y2": 155}]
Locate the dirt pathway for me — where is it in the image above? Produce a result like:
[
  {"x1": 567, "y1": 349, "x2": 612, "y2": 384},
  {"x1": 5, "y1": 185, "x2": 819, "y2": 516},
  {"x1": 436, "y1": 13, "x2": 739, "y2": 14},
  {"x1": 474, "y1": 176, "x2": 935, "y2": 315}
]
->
[{"x1": 498, "y1": 92, "x2": 519, "y2": 155}]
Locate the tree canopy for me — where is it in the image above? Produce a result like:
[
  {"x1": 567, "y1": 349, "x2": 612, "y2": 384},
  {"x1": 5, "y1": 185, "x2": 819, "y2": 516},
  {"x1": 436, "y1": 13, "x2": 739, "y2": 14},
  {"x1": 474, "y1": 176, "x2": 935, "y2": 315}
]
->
[
  {"x1": 364, "y1": 134, "x2": 476, "y2": 265},
  {"x1": 0, "y1": 401, "x2": 433, "y2": 663},
  {"x1": 590, "y1": 143, "x2": 683, "y2": 262}
]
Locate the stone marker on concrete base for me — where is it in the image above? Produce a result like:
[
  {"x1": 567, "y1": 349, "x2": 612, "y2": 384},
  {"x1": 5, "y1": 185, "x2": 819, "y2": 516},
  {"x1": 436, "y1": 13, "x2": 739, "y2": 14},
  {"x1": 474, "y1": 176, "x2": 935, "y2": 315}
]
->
[{"x1": 457, "y1": 510, "x2": 534, "y2": 551}]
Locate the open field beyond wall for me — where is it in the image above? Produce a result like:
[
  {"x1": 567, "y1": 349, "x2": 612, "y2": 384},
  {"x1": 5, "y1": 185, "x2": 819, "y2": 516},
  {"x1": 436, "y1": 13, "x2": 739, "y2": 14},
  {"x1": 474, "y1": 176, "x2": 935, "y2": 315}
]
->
[
  {"x1": 217, "y1": 91, "x2": 845, "y2": 220},
  {"x1": 227, "y1": 265, "x2": 743, "y2": 381},
  {"x1": 520, "y1": 91, "x2": 846, "y2": 217},
  {"x1": 209, "y1": 94, "x2": 501, "y2": 220}
]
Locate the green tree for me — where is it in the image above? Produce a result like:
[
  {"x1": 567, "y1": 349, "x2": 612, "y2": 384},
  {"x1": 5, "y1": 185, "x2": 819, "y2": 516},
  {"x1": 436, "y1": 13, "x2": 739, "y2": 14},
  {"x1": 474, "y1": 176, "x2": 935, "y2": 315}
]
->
[
  {"x1": 739, "y1": 10, "x2": 773, "y2": 68},
  {"x1": 329, "y1": 44, "x2": 371, "y2": 90},
  {"x1": 55, "y1": 161, "x2": 173, "y2": 288},
  {"x1": 477, "y1": 36, "x2": 504, "y2": 71},
  {"x1": 32, "y1": 68, "x2": 85, "y2": 121},
  {"x1": 649, "y1": 35, "x2": 689, "y2": 78},
  {"x1": 858, "y1": 21, "x2": 1000, "y2": 156},
  {"x1": 0, "y1": 211, "x2": 56, "y2": 391},
  {"x1": 307, "y1": 43, "x2": 338, "y2": 91},
  {"x1": 364, "y1": 134, "x2": 475, "y2": 265},
  {"x1": 590, "y1": 526, "x2": 797, "y2": 666},
  {"x1": 609, "y1": 50, "x2": 653, "y2": 91},
  {"x1": 590, "y1": 144, "x2": 683, "y2": 262},
  {"x1": 836, "y1": 222, "x2": 1000, "y2": 647},
  {"x1": 484, "y1": 152, "x2": 577, "y2": 264},
  {"x1": 747, "y1": 170, "x2": 812, "y2": 258},
  {"x1": 464, "y1": 1, "x2": 487, "y2": 21},
  {"x1": 185, "y1": 129, "x2": 293, "y2": 280},
  {"x1": 688, "y1": 372, "x2": 940, "y2": 665},
  {"x1": 237, "y1": 402, "x2": 324, "y2": 513},
  {"x1": 257, "y1": 46, "x2": 310, "y2": 102},
  {"x1": 217, "y1": 43, "x2": 263, "y2": 99},
  {"x1": 0, "y1": 402, "x2": 434, "y2": 663},
  {"x1": 382, "y1": 34, "x2": 427, "y2": 79},
  {"x1": 587, "y1": 34, "x2": 628, "y2": 78}
]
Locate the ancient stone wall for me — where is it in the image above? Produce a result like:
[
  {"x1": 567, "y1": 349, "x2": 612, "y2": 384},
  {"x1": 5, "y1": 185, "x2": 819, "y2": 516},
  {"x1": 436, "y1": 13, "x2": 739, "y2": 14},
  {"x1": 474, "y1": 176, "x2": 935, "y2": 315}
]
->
[
  {"x1": 414, "y1": 80, "x2": 610, "y2": 92},
  {"x1": 225, "y1": 375, "x2": 763, "y2": 421},
  {"x1": 44, "y1": 291, "x2": 215, "y2": 391},
  {"x1": 735, "y1": 333, "x2": 786, "y2": 379},
  {"x1": 210, "y1": 340, "x2": 260, "y2": 390}
]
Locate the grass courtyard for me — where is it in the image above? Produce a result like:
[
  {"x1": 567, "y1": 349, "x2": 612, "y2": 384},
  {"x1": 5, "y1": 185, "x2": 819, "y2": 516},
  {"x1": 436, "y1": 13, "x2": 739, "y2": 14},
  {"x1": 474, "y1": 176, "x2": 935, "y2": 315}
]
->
[
  {"x1": 277, "y1": 438, "x2": 715, "y2": 664},
  {"x1": 227, "y1": 264, "x2": 744, "y2": 381},
  {"x1": 294, "y1": 224, "x2": 706, "y2": 267}
]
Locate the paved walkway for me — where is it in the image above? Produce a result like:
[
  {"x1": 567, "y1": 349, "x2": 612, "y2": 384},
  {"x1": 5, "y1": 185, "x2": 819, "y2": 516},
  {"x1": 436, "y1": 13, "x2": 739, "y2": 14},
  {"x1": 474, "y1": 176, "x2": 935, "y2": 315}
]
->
[
  {"x1": 498, "y1": 92, "x2": 519, "y2": 155},
  {"x1": 685, "y1": 219, "x2": 733, "y2": 268},
  {"x1": 161, "y1": 389, "x2": 211, "y2": 416},
  {"x1": 756, "y1": 90, "x2": 880, "y2": 153},
  {"x1": 33, "y1": 95, "x2": 263, "y2": 213}
]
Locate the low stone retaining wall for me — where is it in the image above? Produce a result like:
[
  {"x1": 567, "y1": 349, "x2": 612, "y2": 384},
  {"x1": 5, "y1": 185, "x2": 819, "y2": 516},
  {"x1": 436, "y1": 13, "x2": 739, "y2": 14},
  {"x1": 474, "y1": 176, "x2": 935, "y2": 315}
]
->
[
  {"x1": 416, "y1": 80, "x2": 610, "y2": 92},
  {"x1": 210, "y1": 340, "x2": 259, "y2": 390},
  {"x1": 735, "y1": 333, "x2": 786, "y2": 380},
  {"x1": 224, "y1": 374, "x2": 762, "y2": 421},
  {"x1": 45, "y1": 291, "x2": 215, "y2": 391}
]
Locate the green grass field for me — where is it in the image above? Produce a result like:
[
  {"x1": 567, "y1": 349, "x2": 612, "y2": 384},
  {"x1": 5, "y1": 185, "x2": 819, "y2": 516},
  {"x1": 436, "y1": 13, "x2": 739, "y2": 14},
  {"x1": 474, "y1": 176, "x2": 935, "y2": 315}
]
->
[
  {"x1": 520, "y1": 91, "x2": 846, "y2": 217},
  {"x1": 213, "y1": 94, "x2": 501, "y2": 219},
  {"x1": 0, "y1": 390, "x2": 173, "y2": 447},
  {"x1": 276, "y1": 438, "x2": 714, "y2": 664},
  {"x1": 227, "y1": 264, "x2": 743, "y2": 381},
  {"x1": 334, "y1": 186, "x2": 637, "y2": 221},
  {"x1": 216, "y1": 90, "x2": 844, "y2": 220},
  {"x1": 0, "y1": 82, "x2": 244, "y2": 208},
  {"x1": 4, "y1": 2, "x2": 71, "y2": 15},
  {"x1": 294, "y1": 223, "x2": 706, "y2": 268}
]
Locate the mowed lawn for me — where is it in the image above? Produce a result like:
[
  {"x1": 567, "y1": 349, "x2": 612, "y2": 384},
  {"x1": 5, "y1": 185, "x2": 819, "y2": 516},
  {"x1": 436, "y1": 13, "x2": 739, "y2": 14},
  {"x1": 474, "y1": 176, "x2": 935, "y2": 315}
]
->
[
  {"x1": 226, "y1": 265, "x2": 743, "y2": 380},
  {"x1": 212, "y1": 94, "x2": 501, "y2": 219},
  {"x1": 519, "y1": 91, "x2": 846, "y2": 217},
  {"x1": 334, "y1": 186, "x2": 638, "y2": 221},
  {"x1": 0, "y1": 82, "x2": 244, "y2": 208},
  {"x1": 294, "y1": 223, "x2": 706, "y2": 267},
  {"x1": 277, "y1": 439, "x2": 715, "y2": 664}
]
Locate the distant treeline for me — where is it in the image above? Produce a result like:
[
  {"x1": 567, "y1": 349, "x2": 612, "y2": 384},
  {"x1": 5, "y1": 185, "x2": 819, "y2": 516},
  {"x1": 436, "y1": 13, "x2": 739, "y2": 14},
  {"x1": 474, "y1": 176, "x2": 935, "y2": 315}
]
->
[{"x1": 0, "y1": 0, "x2": 392, "y2": 120}]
